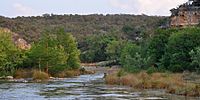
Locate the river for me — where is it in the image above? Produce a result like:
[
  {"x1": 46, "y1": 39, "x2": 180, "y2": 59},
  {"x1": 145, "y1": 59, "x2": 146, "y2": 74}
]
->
[{"x1": 0, "y1": 67, "x2": 199, "y2": 100}]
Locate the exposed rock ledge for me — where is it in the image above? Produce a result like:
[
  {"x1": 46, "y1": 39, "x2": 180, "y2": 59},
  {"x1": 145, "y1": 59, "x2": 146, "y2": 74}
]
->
[{"x1": 0, "y1": 28, "x2": 31, "y2": 50}]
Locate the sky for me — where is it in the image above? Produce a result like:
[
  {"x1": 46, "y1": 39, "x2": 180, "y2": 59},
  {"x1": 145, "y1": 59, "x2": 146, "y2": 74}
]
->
[{"x1": 0, "y1": 0, "x2": 188, "y2": 17}]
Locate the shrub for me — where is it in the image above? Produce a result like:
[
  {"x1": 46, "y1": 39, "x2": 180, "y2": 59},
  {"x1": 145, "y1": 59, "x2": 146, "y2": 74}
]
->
[
  {"x1": 190, "y1": 47, "x2": 200, "y2": 73},
  {"x1": 145, "y1": 29, "x2": 177, "y2": 67},
  {"x1": 120, "y1": 42, "x2": 142, "y2": 72},
  {"x1": 162, "y1": 27, "x2": 200, "y2": 72},
  {"x1": 49, "y1": 65, "x2": 69, "y2": 76},
  {"x1": 146, "y1": 67, "x2": 158, "y2": 74}
]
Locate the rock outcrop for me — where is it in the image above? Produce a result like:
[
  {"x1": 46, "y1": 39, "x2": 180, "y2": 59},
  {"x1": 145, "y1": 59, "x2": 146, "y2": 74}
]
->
[
  {"x1": 170, "y1": 0, "x2": 200, "y2": 27},
  {"x1": 0, "y1": 28, "x2": 31, "y2": 50}
]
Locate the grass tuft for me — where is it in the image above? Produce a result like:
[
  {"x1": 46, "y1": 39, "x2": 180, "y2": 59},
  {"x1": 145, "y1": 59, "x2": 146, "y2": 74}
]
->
[{"x1": 32, "y1": 70, "x2": 49, "y2": 81}]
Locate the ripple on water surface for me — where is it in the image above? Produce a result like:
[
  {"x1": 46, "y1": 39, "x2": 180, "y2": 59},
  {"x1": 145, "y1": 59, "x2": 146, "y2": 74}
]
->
[{"x1": 0, "y1": 73, "x2": 199, "y2": 100}]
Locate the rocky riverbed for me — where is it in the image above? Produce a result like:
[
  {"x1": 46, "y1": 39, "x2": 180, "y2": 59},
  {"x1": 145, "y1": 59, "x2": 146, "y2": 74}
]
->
[{"x1": 0, "y1": 67, "x2": 200, "y2": 100}]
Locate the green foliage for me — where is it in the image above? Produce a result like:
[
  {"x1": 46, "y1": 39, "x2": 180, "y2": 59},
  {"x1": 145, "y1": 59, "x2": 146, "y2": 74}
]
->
[
  {"x1": 120, "y1": 27, "x2": 200, "y2": 73},
  {"x1": 0, "y1": 15, "x2": 165, "y2": 63},
  {"x1": 106, "y1": 40, "x2": 125, "y2": 61},
  {"x1": 120, "y1": 42, "x2": 142, "y2": 72},
  {"x1": 0, "y1": 15, "x2": 165, "y2": 43},
  {"x1": 162, "y1": 27, "x2": 200, "y2": 72},
  {"x1": 28, "y1": 28, "x2": 80, "y2": 73},
  {"x1": 28, "y1": 34, "x2": 67, "y2": 71},
  {"x1": 0, "y1": 28, "x2": 25, "y2": 75},
  {"x1": 55, "y1": 29, "x2": 80, "y2": 69},
  {"x1": 190, "y1": 47, "x2": 200, "y2": 72},
  {"x1": 145, "y1": 29, "x2": 178, "y2": 67},
  {"x1": 80, "y1": 34, "x2": 115, "y2": 62},
  {"x1": 122, "y1": 25, "x2": 144, "y2": 41},
  {"x1": 146, "y1": 67, "x2": 158, "y2": 74},
  {"x1": 48, "y1": 65, "x2": 68, "y2": 76}
]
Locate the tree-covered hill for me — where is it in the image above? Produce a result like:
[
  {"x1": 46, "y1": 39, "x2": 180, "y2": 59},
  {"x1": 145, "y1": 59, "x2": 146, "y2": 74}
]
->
[
  {"x1": 0, "y1": 14, "x2": 166, "y2": 43},
  {"x1": 0, "y1": 14, "x2": 167, "y2": 62}
]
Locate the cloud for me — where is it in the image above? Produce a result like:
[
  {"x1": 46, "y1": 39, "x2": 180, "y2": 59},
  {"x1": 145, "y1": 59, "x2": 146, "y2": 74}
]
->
[
  {"x1": 109, "y1": 0, "x2": 136, "y2": 10},
  {"x1": 109, "y1": 0, "x2": 188, "y2": 15},
  {"x1": 13, "y1": 3, "x2": 36, "y2": 16}
]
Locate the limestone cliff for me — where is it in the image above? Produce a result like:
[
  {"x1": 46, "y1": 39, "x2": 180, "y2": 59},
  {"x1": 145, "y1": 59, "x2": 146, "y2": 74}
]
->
[
  {"x1": 170, "y1": 0, "x2": 200, "y2": 27},
  {"x1": 0, "y1": 28, "x2": 31, "y2": 50}
]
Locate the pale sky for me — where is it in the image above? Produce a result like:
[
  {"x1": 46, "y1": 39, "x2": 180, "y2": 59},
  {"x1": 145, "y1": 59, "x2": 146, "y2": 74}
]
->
[{"x1": 0, "y1": 0, "x2": 188, "y2": 17}]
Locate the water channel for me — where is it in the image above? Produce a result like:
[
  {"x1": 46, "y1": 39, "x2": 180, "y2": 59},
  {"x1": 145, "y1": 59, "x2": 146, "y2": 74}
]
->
[{"x1": 0, "y1": 67, "x2": 199, "y2": 100}]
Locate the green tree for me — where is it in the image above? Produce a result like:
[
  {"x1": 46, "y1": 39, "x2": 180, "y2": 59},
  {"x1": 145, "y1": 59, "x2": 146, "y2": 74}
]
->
[
  {"x1": 0, "y1": 28, "x2": 25, "y2": 75},
  {"x1": 106, "y1": 40, "x2": 124, "y2": 61},
  {"x1": 120, "y1": 42, "x2": 142, "y2": 72},
  {"x1": 162, "y1": 27, "x2": 200, "y2": 72},
  {"x1": 122, "y1": 25, "x2": 144, "y2": 41},
  {"x1": 80, "y1": 34, "x2": 115, "y2": 62},
  {"x1": 55, "y1": 29, "x2": 80, "y2": 69},
  {"x1": 28, "y1": 33, "x2": 68, "y2": 72},
  {"x1": 145, "y1": 29, "x2": 178, "y2": 67}
]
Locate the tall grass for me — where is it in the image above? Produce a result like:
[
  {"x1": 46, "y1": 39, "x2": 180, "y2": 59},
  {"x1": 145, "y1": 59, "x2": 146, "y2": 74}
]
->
[
  {"x1": 32, "y1": 70, "x2": 49, "y2": 80},
  {"x1": 14, "y1": 69, "x2": 33, "y2": 79},
  {"x1": 105, "y1": 71, "x2": 200, "y2": 97},
  {"x1": 51, "y1": 68, "x2": 94, "y2": 78}
]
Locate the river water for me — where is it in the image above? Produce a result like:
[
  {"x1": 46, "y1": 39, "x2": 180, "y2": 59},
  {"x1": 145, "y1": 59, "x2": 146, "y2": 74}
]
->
[{"x1": 0, "y1": 72, "x2": 199, "y2": 100}]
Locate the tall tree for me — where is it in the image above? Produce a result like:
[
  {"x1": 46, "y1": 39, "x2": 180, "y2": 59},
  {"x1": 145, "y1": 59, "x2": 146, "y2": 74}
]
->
[
  {"x1": 56, "y1": 29, "x2": 80, "y2": 69},
  {"x1": 28, "y1": 33, "x2": 68, "y2": 72}
]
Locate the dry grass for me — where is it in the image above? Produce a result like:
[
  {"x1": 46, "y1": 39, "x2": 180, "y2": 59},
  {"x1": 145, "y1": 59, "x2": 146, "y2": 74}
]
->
[
  {"x1": 64, "y1": 70, "x2": 81, "y2": 77},
  {"x1": 53, "y1": 70, "x2": 80, "y2": 78},
  {"x1": 105, "y1": 72, "x2": 120, "y2": 85},
  {"x1": 14, "y1": 67, "x2": 94, "y2": 79},
  {"x1": 14, "y1": 69, "x2": 33, "y2": 79},
  {"x1": 105, "y1": 71, "x2": 200, "y2": 97},
  {"x1": 54, "y1": 69, "x2": 94, "y2": 78},
  {"x1": 32, "y1": 70, "x2": 49, "y2": 81}
]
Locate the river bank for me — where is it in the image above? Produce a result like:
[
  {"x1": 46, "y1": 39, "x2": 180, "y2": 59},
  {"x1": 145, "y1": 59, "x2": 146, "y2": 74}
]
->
[
  {"x1": 0, "y1": 66, "x2": 200, "y2": 99},
  {"x1": 0, "y1": 67, "x2": 95, "y2": 83},
  {"x1": 105, "y1": 69, "x2": 200, "y2": 97}
]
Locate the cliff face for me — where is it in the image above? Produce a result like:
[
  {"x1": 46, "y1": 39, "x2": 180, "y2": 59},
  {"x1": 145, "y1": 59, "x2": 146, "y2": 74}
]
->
[
  {"x1": 12, "y1": 33, "x2": 31, "y2": 50},
  {"x1": 170, "y1": 0, "x2": 200, "y2": 27},
  {"x1": 0, "y1": 28, "x2": 31, "y2": 50}
]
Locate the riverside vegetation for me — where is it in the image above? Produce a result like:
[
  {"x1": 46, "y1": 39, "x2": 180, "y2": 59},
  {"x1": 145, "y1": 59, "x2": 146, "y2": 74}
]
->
[
  {"x1": 105, "y1": 27, "x2": 200, "y2": 97},
  {"x1": 0, "y1": 14, "x2": 200, "y2": 97},
  {"x1": 0, "y1": 27, "x2": 92, "y2": 80}
]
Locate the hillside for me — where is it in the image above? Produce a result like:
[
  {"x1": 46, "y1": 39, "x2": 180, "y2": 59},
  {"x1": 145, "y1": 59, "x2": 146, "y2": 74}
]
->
[
  {"x1": 0, "y1": 28, "x2": 30, "y2": 50},
  {"x1": 0, "y1": 14, "x2": 166, "y2": 43},
  {"x1": 0, "y1": 14, "x2": 167, "y2": 62}
]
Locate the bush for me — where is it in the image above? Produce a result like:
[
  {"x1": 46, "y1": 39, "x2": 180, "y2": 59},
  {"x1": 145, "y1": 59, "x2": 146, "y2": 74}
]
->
[
  {"x1": 144, "y1": 29, "x2": 178, "y2": 67},
  {"x1": 49, "y1": 65, "x2": 69, "y2": 76},
  {"x1": 120, "y1": 42, "x2": 141, "y2": 72},
  {"x1": 146, "y1": 67, "x2": 158, "y2": 74},
  {"x1": 190, "y1": 47, "x2": 200, "y2": 73},
  {"x1": 162, "y1": 27, "x2": 200, "y2": 72}
]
